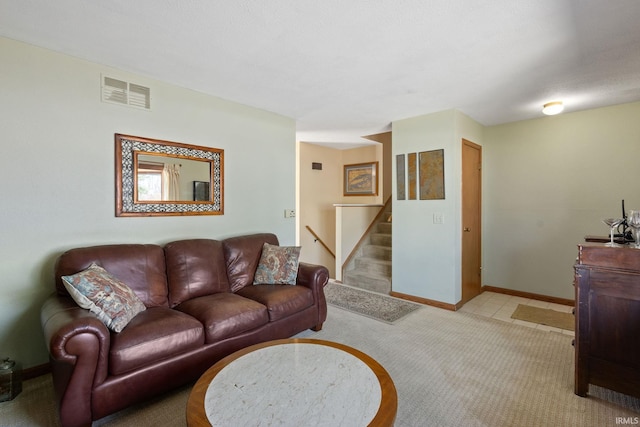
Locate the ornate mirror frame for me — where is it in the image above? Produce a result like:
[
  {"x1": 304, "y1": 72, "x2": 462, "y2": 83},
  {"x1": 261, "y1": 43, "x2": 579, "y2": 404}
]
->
[{"x1": 115, "y1": 134, "x2": 224, "y2": 217}]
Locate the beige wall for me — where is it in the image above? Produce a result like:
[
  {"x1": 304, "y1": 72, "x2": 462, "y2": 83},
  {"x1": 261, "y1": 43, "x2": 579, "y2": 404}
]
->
[
  {"x1": 363, "y1": 131, "x2": 393, "y2": 202},
  {"x1": 483, "y1": 101, "x2": 640, "y2": 299},
  {"x1": 297, "y1": 142, "x2": 384, "y2": 277},
  {"x1": 0, "y1": 37, "x2": 297, "y2": 369},
  {"x1": 392, "y1": 110, "x2": 483, "y2": 304},
  {"x1": 297, "y1": 143, "x2": 342, "y2": 277},
  {"x1": 392, "y1": 103, "x2": 640, "y2": 304},
  {"x1": 341, "y1": 144, "x2": 384, "y2": 204}
]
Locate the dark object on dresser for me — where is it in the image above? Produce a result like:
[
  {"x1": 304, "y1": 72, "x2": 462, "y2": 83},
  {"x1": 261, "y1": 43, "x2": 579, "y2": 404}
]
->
[
  {"x1": 40, "y1": 233, "x2": 329, "y2": 427},
  {"x1": 574, "y1": 243, "x2": 640, "y2": 398}
]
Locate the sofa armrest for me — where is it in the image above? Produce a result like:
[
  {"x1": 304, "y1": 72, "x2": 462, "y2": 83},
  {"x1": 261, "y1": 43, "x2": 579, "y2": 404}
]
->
[
  {"x1": 296, "y1": 262, "x2": 329, "y2": 330},
  {"x1": 41, "y1": 293, "x2": 110, "y2": 427},
  {"x1": 296, "y1": 262, "x2": 329, "y2": 289}
]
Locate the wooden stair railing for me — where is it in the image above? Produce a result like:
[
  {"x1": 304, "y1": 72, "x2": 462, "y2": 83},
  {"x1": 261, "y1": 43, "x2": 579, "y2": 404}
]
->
[{"x1": 305, "y1": 225, "x2": 336, "y2": 258}]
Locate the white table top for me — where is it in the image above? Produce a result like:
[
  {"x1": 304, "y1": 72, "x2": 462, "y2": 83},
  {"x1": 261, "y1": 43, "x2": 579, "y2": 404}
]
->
[{"x1": 203, "y1": 341, "x2": 382, "y2": 426}]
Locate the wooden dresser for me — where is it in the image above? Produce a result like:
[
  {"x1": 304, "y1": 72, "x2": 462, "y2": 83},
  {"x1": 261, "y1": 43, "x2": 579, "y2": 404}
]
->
[{"x1": 574, "y1": 243, "x2": 640, "y2": 398}]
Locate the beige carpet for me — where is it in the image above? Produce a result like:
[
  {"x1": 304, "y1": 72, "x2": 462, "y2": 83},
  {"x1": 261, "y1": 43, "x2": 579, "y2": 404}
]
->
[
  {"x1": 3, "y1": 304, "x2": 639, "y2": 426},
  {"x1": 511, "y1": 304, "x2": 575, "y2": 331}
]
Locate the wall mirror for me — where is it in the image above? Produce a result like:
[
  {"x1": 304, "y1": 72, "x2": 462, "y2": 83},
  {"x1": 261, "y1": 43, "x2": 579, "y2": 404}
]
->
[{"x1": 115, "y1": 134, "x2": 224, "y2": 216}]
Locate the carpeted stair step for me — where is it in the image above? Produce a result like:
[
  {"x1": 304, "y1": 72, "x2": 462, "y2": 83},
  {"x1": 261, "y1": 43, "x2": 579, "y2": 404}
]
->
[
  {"x1": 363, "y1": 244, "x2": 392, "y2": 261},
  {"x1": 342, "y1": 203, "x2": 392, "y2": 295},
  {"x1": 343, "y1": 269, "x2": 391, "y2": 294},
  {"x1": 355, "y1": 256, "x2": 392, "y2": 276},
  {"x1": 377, "y1": 222, "x2": 392, "y2": 234},
  {"x1": 370, "y1": 232, "x2": 391, "y2": 247}
]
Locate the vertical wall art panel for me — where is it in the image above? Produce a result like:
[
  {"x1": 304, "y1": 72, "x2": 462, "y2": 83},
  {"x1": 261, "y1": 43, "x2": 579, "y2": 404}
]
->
[
  {"x1": 396, "y1": 154, "x2": 406, "y2": 200},
  {"x1": 419, "y1": 149, "x2": 445, "y2": 200},
  {"x1": 408, "y1": 152, "x2": 417, "y2": 200}
]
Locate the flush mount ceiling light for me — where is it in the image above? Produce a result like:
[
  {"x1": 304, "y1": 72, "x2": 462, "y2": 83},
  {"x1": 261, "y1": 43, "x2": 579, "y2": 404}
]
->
[{"x1": 542, "y1": 101, "x2": 564, "y2": 115}]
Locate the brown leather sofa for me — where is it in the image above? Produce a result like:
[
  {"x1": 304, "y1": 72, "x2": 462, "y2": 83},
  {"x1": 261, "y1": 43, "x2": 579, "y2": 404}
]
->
[{"x1": 40, "y1": 233, "x2": 329, "y2": 427}]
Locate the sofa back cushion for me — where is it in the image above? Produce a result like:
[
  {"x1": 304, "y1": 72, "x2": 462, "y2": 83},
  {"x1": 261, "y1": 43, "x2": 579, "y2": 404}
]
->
[
  {"x1": 164, "y1": 239, "x2": 231, "y2": 307},
  {"x1": 223, "y1": 233, "x2": 279, "y2": 292},
  {"x1": 55, "y1": 244, "x2": 169, "y2": 307}
]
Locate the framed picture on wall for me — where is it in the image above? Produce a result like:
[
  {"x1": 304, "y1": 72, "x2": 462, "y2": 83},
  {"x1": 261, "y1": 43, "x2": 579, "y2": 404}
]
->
[{"x1": 343, "y1": 161, "x2": 378, "y2": 196}]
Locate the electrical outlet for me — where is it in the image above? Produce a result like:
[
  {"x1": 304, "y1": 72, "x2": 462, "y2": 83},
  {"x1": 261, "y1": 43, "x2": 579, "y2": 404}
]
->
[{"x1": 284, "y1": 209, "x2": 296, "y2": 218}]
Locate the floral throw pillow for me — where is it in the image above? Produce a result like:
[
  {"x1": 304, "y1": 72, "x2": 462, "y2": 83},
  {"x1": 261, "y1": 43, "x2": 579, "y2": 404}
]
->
[
  {"x1": 253, "y1": 243, "x2": 301, "y2": 285},
  {"x1": 61, "y1": 263, "x2": 146, "y2": 333}
]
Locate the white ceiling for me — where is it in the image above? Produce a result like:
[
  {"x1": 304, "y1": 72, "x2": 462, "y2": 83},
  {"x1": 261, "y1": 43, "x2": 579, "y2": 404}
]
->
[{"x1": 2, "y1": 1, "x2": 640, "y2": 146}]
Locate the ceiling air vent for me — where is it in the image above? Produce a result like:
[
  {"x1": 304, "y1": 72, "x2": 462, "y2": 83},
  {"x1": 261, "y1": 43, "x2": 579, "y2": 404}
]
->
[{"x1": 102, "y1": 75, "x2": 151, "y2": 110}]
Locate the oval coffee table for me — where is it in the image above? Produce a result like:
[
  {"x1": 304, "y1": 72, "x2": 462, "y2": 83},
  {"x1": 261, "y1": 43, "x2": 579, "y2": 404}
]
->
[{"x1": 187, "y1": 338, "x2": 397, "y2": 426}]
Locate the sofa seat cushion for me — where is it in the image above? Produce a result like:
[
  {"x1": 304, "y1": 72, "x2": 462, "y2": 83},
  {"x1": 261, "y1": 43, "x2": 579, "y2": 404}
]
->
[
  {"x1": 236, "y1": 285, "x2": 314, "y2": 322},
  {"x1": 109, "y1": 307, "x2": 204, "y2": 376},
  {"x1": 175, "y1": 293, "x2": 268, "y2": 343}
]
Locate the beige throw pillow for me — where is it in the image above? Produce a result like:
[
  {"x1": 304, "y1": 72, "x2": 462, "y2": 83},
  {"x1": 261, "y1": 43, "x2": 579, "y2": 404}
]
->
[
  {"x1": 253, "y1": 243, "x2": 301, "y2": 285},
  {"x1": 61, "y1": 263, "x2": 146, "y2": 332}
]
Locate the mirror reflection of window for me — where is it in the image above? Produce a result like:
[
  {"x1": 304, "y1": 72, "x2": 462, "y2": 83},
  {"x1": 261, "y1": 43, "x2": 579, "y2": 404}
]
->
[
  {"x1": 138, "y1": 162, "x2": 163, "y2": 201},
  {"x1": 162, "y1": 164, "x2": 181, "y2": 201},
  {"x1": 136, "y1": 157, "x2": 185, "y2": 202},
  {"x1": 135, "y1": 154, "x2": 210, "y2": 202}
]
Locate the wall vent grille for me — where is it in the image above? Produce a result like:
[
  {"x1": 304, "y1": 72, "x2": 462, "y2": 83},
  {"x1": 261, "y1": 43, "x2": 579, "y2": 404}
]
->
[{"x1": 102, "y1": 76, "x2": 151, "y2": 110}]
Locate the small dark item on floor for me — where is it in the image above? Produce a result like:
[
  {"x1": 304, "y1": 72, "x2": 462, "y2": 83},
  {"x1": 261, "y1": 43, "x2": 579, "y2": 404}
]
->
[{"x1": 0, "y1": 357, "x2": 22, "y2": 402}]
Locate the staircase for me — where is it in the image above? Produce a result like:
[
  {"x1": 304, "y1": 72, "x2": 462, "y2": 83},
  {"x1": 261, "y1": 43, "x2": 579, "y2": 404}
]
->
[{"x1": 342, "y1": 206, "x2": 392, "y2": 294}]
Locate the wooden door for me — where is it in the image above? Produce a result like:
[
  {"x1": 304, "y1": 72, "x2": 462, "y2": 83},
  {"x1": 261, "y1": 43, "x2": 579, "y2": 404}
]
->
[{"x1": 461, "y1": 139, "x2": 482, "y2": 305}]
